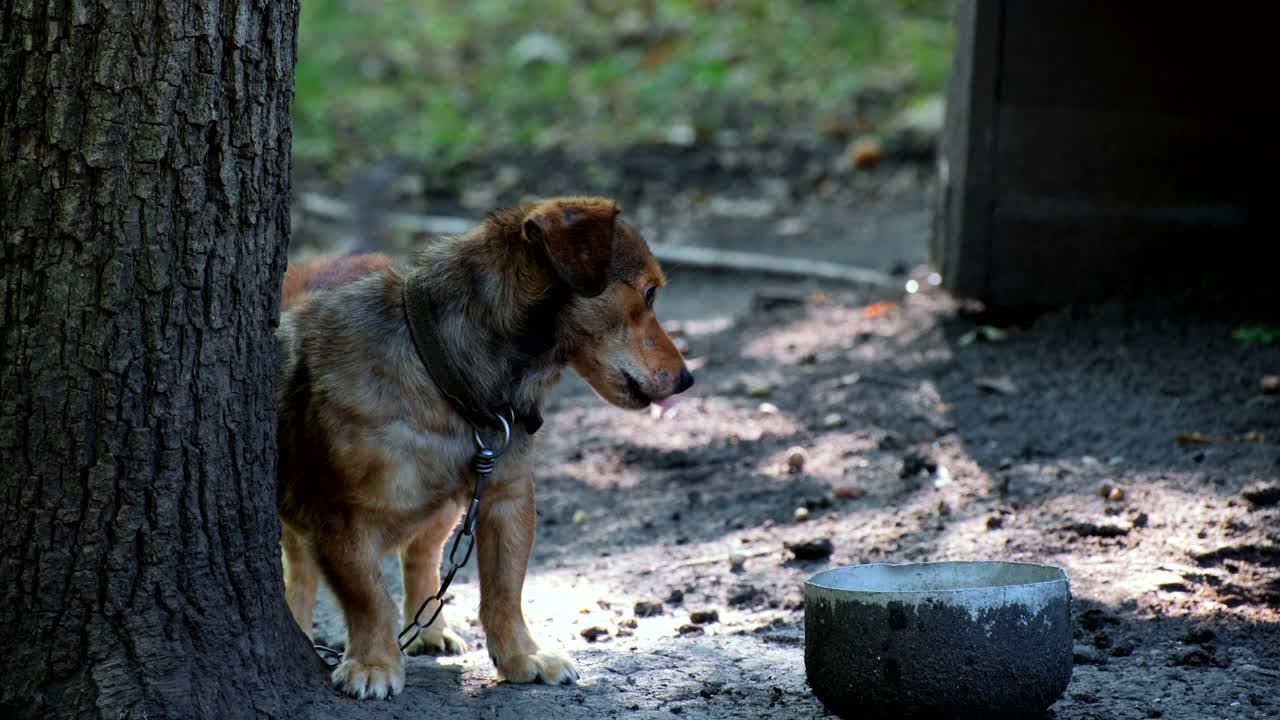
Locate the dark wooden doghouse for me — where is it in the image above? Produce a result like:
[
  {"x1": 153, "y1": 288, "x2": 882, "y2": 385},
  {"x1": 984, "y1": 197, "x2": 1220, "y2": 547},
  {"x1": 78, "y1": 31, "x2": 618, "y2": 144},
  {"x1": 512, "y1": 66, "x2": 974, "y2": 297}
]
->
[{"x1": 934, "y1": 1, "x2": 1270, "y2": 309}]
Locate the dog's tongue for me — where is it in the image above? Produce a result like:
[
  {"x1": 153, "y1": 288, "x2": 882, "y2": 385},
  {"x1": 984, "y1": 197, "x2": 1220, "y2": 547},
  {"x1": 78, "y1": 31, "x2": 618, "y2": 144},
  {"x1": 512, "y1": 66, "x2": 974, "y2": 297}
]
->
[{"x1": 654, "y1": 396, "x2": 680, "y2": 410}]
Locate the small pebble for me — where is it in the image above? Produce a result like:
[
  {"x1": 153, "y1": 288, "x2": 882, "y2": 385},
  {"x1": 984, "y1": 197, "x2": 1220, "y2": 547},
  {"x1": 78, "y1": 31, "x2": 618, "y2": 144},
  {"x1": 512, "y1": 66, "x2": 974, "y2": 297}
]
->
[
  {"x1": 900, "y1": 450, "x2": 936, "y2": 479},
  {"x1": 634, "y1": 601, "x2": 664, "y2": 617},
  {"x1": 793, "y1": 506, "x2": 811, "y2": 522},
  {"x1": 572, "y1": 509, "x2": 588, "y2": 525},
  {"x1": 757, "y1": 402, "x2": 779, "y2": 415},
  {"x1": 784, "y1": 537, "x2": 834, "y2": 561},
  {"x1": 689, "y1": 609, "x2": 720, "y2": 624},
  {"x1": 1068, "y1": 521, "x2": 1129, "y2": 538},
  {"x1": 618, "y1": 617, "x2": 638, "y2": 629},
  {"x1": 665, "y1": 588, "x2": 685, "y2": 605},
  {"x1": 1107, "y1": 486, "x2": 1126, "y2": 502},
  {"x1": 1184, "y1": 624, "x2": 1216, "y2": 645},
  {"x1": 728, "y1": 550, "x2": 749, "y2": 571},
  {"x1": 746, "y1": 381, "x2": 772, "y2": 398},
  {"x1": 1171, "y1": 646, "x2": 1214, "y2": 667},
  {"x1": 1242, "y1": 483, "x2": 1280, "y2": 507},
  {"x1": 1262, "y1": 375, "x2": 1279, "y2": 394},
  {"x1": 821, "y1": 413, "x2": 845, "y2": 429},
  {"x1": 580, "y1": 626, "x2": 610, "y2": 642},
  {"x1": 1072, "y1": 644, "x2": 1105, "y2": 666},
  {"x1": 676, "y1": 623, "x2": 705, "y2": 637},
  {"x1": 785, "y1": 447, "x2": 807, "y2": 473},
  {"x1": 985, "y1": 515, "x2": 1004, "y2": 530}
]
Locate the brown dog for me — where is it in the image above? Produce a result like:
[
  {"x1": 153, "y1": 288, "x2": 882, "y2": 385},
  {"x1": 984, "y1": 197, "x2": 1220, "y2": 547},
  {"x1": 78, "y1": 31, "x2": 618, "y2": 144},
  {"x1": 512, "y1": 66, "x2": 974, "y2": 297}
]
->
[{"x1": 275, "y1": 196, "x2": 692, "y2": 699}]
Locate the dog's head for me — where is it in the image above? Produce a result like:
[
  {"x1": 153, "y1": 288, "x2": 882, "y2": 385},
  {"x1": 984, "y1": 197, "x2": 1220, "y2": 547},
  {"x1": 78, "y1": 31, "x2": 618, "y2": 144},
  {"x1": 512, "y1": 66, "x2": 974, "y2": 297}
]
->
[{"x1": 521, "y1": 196, "x2": 693, "y2": 410}]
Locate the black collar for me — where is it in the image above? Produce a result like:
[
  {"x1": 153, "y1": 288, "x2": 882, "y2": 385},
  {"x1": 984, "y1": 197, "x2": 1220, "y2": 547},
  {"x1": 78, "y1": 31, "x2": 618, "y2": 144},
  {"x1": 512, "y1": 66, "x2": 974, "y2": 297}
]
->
[{"x1": 401, "y1": 270, "x2": 543, "y2": 435}]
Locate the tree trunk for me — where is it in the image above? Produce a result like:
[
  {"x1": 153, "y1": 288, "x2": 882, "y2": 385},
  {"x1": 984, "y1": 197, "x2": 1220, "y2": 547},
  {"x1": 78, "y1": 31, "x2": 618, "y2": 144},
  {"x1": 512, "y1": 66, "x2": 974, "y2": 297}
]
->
[{"x1": 1, "y1": 2, "x2": 325, "y2": 718}]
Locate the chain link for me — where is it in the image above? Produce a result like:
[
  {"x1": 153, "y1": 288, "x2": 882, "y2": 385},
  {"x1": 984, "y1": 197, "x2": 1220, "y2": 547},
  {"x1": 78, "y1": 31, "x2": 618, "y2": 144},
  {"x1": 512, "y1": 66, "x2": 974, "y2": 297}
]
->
[{"x1": 315, "y1": 410, "x2": 512, "y2": 668}]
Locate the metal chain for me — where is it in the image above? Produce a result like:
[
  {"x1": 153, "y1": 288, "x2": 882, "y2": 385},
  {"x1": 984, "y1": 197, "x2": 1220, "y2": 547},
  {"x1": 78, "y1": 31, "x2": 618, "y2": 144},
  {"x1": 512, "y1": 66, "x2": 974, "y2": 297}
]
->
[{"x1": 314, "y1": 410, "x2": 512, "y2": 669}]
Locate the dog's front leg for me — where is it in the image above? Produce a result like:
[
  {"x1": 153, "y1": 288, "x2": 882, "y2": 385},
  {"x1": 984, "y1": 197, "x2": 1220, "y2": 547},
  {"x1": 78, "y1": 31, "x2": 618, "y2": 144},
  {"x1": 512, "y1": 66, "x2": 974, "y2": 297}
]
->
[
  {"x1": 318, "y1": 522, "x2": 405, "y2": 699},
  {"x1": 477, "y1": 472, "x2": 578, "y2": 684}
]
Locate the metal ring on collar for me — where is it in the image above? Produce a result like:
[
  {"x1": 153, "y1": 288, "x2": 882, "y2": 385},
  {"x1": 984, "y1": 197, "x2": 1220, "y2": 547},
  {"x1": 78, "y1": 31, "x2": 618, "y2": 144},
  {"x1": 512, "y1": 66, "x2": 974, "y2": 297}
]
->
[{"x1": 473, "y1": 408, "x2": 512, "y2": 456}]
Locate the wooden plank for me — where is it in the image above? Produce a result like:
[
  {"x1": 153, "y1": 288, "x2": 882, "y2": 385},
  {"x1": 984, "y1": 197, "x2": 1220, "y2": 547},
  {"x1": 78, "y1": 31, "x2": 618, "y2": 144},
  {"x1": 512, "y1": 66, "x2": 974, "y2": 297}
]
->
[
  {"x1": 935, "y1": 1, "x2": 1268, "y2": 308},
  {"x1": 992, "y1": 104, "x2": 1245, "y2": 209},
  {"x1": 997, "y1": 3, "x2": 1242, "y2": 112},
  {"x1": 933, "y1": 0, "x2": 1002, "y2": 299},
  {"x1": 982, "y1": 215, "x2": 1252, "y2": 308}
]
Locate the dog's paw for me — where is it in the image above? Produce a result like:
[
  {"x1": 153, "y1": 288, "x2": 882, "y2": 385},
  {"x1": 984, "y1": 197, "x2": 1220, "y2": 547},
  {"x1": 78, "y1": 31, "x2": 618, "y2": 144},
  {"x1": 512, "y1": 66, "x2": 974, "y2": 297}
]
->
[
  {"x1": 331, "y1": 656, "x2": 405, "y2": 700},
  {"x1": 404, "y1": 626, "x2": 468, "y2": 656},
  {"x1": 494, "y1": 649, "x2": 579, "y2": 685}
]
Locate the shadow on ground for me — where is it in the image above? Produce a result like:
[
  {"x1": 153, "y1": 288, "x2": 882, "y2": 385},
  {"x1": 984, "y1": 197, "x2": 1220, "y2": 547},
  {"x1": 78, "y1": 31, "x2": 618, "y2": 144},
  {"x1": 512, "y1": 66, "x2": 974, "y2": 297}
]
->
[{"x1": 303, "y1": 268, "x2": 1278, "y2": 719}]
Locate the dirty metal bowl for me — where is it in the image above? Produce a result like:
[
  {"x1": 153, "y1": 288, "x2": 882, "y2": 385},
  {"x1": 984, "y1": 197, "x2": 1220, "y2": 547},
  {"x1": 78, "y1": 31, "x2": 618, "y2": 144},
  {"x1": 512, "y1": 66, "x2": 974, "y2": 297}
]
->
[{"x1": 804, "y1": 561, "x2": 1072, "y2": 719}]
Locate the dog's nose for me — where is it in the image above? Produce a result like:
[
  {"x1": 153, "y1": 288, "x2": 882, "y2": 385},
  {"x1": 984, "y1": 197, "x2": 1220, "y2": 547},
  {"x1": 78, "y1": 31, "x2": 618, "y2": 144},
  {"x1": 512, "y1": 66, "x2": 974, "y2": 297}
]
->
[{"x1": 675, "y1": 367, "x2": 694, "y2": 394}]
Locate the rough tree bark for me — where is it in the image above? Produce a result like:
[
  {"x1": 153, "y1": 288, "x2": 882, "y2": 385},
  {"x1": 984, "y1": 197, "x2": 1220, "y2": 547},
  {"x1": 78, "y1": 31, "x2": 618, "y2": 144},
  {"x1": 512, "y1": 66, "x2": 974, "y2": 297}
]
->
[{"x1": 0, "y1": 2, "x2": 325, "y2": 718}]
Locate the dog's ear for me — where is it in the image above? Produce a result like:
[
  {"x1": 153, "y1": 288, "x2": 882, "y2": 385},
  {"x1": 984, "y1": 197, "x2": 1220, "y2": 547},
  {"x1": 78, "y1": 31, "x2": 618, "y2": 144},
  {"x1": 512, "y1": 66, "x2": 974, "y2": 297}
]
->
[{"x1": 523, "y1": 198, "x2": 618, "y2": 298}]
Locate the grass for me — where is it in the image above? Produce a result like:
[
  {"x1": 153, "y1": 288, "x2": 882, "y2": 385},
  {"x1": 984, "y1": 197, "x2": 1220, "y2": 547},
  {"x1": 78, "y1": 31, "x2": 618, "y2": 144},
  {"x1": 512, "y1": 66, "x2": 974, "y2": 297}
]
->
[{"x1": 293, "y1": 0, "x2": 954, "y2": 165}]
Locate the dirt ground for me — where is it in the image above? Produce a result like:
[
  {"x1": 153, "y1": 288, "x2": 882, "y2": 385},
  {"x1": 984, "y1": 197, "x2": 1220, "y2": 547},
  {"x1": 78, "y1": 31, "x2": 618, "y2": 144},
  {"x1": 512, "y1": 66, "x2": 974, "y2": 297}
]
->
[{"x1": 292, "y1": 162, "x2": 1279, "y2": 719}]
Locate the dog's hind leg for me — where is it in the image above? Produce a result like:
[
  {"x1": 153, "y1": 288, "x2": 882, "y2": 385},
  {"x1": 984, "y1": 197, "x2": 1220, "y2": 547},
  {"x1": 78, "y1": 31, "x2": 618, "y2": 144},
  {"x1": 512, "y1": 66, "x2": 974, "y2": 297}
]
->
[
  {"x1": 477, "y1": 472, "x2": 578, "y2": 684},
  {"x1": 282, "y1": 525, "x2": 319, "y2": 640},
  {"x1": 400, "y1": 500, "x2": 468, "y2": 655}
]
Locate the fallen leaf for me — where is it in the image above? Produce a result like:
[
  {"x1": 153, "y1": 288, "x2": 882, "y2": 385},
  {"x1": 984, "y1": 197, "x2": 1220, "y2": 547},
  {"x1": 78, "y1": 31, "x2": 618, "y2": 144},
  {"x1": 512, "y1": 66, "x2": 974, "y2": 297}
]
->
[
  {"x1": 957, "y1": 325, "x2": 1008, "y2": 346},
  {"x1": 849, "y1": 136, "x2": 883, "y2": 169},
  {"x1": 775, "y1": 217, "x2": 810, "y2": 236},
  {"x1": 1176, "y1": 432, "x2": 1215, "y2": 446},
  {"x1": 978, "y1": 325, "x2": 1008, "y2": 342},
  {"x1": 861, "y1": 300, "x2": 897, "y2": 318},
  {"x1": 974, "y1": 375, "x2": 1018, "y2": 395},
  {"x1": 833, "y1": 484, "x2": 865, "y2": 499},
  {"x1": 837, "y1": 373, "x2": 862, "y2": 387},
  {"x1": 1262, "y1": 375, "x2": 1279, "y2": 394}
]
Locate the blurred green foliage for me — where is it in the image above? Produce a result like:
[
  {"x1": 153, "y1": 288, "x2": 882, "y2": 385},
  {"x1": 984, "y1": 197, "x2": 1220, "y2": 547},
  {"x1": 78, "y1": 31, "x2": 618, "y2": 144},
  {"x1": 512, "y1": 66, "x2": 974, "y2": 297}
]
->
[
  {"x1": 294, "y1": 0, "x2": 954, "y2": 164},
  {"x1": 1233, "y1": 324, "x2": 1280, "y2": 345}
]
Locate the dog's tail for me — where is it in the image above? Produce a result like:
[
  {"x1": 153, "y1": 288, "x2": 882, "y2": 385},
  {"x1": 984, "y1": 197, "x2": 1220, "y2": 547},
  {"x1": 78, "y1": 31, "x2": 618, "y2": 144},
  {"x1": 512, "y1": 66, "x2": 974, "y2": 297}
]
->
[{"x1": 281, "y1": 253, "x2": 394, "y2": 310}]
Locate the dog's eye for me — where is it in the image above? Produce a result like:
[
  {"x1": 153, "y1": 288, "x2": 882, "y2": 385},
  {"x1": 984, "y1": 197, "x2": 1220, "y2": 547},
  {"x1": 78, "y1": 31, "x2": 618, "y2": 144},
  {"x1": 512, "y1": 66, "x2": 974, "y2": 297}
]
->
[{"x1": 643, "y1": 285, "x2": 657, "y2": 308}]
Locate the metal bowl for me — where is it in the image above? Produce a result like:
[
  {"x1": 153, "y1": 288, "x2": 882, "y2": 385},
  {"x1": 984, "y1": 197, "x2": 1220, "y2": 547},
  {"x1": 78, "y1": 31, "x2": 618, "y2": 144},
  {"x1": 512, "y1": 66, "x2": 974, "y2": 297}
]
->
[{"x1": 804, "y1": 561, "x2": 1072, "y2": 719}]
